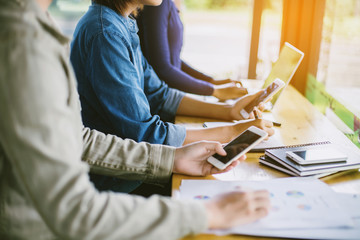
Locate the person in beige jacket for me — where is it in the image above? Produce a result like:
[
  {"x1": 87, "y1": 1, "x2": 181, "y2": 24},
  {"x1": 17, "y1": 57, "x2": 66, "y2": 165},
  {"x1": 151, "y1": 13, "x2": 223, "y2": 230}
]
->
[{"x1": 0, "y1": 0, "x2": 270, "y2": 239}]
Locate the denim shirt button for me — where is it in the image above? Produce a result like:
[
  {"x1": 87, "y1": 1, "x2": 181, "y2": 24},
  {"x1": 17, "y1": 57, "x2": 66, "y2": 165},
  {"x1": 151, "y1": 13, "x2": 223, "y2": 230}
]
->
[{"x1": 128, "y1": 18, "x2": 138, "y2": 33}]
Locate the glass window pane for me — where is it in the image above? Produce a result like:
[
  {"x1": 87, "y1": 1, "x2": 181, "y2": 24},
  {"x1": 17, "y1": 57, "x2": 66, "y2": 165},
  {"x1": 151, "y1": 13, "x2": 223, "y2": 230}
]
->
[
  {"x1": 256, "y1": 0, "x2": 283, "y2": 80},
  {"x1": 312, "y1": 0, "x2": 360, "y2": 147},
  {"x1": 49, "y1": 0, "x2": 91, "y2": 37},
  {"x1": 181, "y1": 0, "x2": 282, "y2": 81},
  {"x1": 182, "y1": 0, "x2": 253, "y2": 79},
  {"x1": 317, "y1": 0, "x2": 360, "y2": 116}
]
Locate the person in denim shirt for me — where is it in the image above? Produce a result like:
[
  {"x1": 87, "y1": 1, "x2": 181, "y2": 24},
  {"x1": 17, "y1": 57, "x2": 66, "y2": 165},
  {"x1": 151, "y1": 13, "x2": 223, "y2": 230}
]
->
[
  {"x1": 70, "y1": 0, "x2": 274, "y2": 194},
  {"x1": 71, "y1": 6, "x2": 185, "y2": 147},
  {"x1": 137, "y1": 0, "x2": 248, "y2": 100},
  {"x1": 71, "y1": 1, "x2": 274, "y2": 149}
]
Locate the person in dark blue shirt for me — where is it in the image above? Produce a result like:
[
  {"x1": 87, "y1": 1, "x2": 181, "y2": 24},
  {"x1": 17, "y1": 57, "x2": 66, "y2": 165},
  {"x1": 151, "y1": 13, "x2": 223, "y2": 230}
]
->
[{"x1": 137, "y1": 0, "x2": 247, "y2": 101}]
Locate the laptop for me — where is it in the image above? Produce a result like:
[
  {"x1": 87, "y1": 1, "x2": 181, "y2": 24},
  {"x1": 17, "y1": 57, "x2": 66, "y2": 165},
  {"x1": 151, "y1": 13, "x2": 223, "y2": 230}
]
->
[{"x1": 261, "y1": 42, "x2": 304, "y2": 108}]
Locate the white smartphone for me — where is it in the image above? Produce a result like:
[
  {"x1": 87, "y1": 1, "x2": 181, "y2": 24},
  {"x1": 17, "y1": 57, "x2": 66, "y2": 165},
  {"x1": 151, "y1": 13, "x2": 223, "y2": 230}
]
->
[
  {"x1": 240, "y1": 78, "x2": 285, "y2": 119},
  {"x1": 286, "y1": 148, "x2": 347, "y2": 165},
  {"x1": 207, "y1": 126, "x2": 268, "y2": 170}
]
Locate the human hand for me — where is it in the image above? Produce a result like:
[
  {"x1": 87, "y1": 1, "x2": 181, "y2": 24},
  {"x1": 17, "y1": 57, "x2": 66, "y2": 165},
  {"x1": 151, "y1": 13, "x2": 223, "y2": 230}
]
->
[
  {"x1": 232, "y1": 119, "x2": 274, "y2": 139},
  {"x1": 210, "y1": 78, "x2": 243, "y2": 86},
  {"x1": 205, "y1": 190, "x2": 270, "y2": 229},
  {"x1": 173, "y1": 141, "x2": 246, "y2": 176},
  {"x1": 227, "y1": 90, "x2": 264, "y2": 120},
  {"x1": 213, "y1": 83, "x2": 248, "y2": 101}
]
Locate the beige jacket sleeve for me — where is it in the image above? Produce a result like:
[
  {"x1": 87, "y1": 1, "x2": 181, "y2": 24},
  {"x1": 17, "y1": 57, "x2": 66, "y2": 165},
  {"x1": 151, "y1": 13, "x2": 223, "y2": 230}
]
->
[
  {"x1": 81, "y1": 127, "x2": 175, "y2": 183},
  {"x1": 0, "y1": 1, "x2": 208, "y2": 239}
]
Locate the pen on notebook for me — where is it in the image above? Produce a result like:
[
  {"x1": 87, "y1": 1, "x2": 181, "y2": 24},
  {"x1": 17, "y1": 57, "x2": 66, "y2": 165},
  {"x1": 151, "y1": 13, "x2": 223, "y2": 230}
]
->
[
  {"x1": 252, "y1": 109, "x2": 281, "y2": 127},
  {"x1": 271, "y1": 121, "x2": 282, "y2": 127},
  {"x1": 253, "y1": 109, "x2": 259, "y2": 119}
]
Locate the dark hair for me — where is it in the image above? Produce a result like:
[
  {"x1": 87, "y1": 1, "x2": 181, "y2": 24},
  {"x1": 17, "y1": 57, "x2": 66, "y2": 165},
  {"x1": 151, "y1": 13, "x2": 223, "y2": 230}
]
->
[{"x1": 93, "y1": 0, "x2": 134, "y2": 15}]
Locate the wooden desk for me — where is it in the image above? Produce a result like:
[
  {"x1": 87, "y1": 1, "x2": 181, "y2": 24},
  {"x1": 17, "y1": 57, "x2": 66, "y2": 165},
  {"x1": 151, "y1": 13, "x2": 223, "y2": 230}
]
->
[{"x1": 173, "y1": 85, "x2": 360, "y2": 240}]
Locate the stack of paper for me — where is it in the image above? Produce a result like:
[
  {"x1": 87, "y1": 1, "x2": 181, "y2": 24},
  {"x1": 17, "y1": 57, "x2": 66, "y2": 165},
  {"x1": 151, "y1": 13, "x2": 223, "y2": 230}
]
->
[{"x1": 179, "y1": 177, "x2": 360, "y2": 239}]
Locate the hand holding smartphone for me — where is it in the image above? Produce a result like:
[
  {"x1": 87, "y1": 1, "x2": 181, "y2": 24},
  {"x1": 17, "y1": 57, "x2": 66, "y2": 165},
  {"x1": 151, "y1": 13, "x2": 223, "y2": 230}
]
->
[
  {"x1": 207, "y1": 126, "x2": 268, "y2": 170},
  {"x1": 240, "y1": 78, "x2": 285, "y2": 119}
]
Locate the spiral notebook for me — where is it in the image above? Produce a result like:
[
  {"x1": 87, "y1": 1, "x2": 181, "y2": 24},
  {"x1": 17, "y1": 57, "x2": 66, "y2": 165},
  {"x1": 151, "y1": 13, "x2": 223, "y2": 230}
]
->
[{"x1": 260, "y1": 141, "x2": 360, "y2": 176}]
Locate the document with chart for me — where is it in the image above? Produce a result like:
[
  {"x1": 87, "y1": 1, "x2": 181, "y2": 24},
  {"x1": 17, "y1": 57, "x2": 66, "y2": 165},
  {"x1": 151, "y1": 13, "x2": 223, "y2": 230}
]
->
[{"x1": 179, "y1": 177, "x2": 359, "y2": 239}]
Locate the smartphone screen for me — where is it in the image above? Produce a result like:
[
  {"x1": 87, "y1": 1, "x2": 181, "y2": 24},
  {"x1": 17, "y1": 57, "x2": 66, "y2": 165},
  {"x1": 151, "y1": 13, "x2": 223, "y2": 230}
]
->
[
  {"x1": 244, "y1": 80, "x2": 283, "y2": 114},
  {"x1": 212, "y1": 130, "x2": 263, "y2": 164}
]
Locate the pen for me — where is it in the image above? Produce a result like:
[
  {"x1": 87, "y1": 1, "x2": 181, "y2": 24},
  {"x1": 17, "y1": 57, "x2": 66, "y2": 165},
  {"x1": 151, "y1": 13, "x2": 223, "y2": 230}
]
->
[
  {"x1": 252, "y1": 109, "x2": 281, "y2": 127},
  {"x1": 253, "y1": 109, "x2": 259, "y2": 119},
  {"x1": 272, "y1": 121, "x2": 282, "y2": 127}
]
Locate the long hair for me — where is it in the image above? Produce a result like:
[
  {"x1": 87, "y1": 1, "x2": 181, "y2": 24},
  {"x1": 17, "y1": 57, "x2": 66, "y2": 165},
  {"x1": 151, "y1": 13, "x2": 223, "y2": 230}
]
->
[{"x1": 93, "y1": 0, "x2": 135, "y2": 15}]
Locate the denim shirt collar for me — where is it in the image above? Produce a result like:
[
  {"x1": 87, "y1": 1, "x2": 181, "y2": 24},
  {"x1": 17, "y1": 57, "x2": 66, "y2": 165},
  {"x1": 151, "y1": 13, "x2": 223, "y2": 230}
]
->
[{"x1": 127, "y1": 17, "x2": 139, "y2": 33}]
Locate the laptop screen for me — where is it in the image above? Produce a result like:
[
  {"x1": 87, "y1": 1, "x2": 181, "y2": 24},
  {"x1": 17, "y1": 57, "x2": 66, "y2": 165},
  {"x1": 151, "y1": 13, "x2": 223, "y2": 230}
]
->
[{"x1": 262, "y1": 42, "x2": 304, "y2": 106}]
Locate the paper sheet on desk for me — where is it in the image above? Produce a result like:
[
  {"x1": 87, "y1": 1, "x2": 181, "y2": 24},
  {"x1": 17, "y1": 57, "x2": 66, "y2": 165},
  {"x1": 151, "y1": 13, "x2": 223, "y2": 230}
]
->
[
  {"x1": 179, "y1": 178, "x2": 354, "y2": 232},
  {"x1": 212, "y1": 193, "x2": 360, "y2": 240}
]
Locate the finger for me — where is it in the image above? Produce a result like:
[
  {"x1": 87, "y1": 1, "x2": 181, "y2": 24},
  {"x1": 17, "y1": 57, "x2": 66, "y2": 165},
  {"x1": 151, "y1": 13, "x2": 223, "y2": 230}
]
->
[
  {"x1": 257, "y1": 102, "x2": 265, "y2": 112},
  {"x1": 229, "y1": 155, "x2": 246, "y2": 165},
  {"x1": 265, "y1": 96, "x2": 273, "y2": 103},
  {"x1": 254, "y1": 107, "x2": 262, "y2": 118},
  {"x1": 223, "y1": 82, "x2": 236, "y2": 88},
  {"x1": 246, "y1": 90, "x2": 263, "y2": 102},
  {"x1": 238, "y1": 154, "x2": 247, "y2": 161},
  {"x1": 248, "y1": 111, "x2": 255, "y2": 119},
  {"x1": 253, "y1": 206, "x2": 270, "y2": 219},
  {"x1": 263, "y1": 120, "x2": 274, "y2": 128},
  {"x1": 219, "y1": 78, "x2": 233, "y2": 84},
  {"x1": 238, "y1": 90, "x2": 264, "y2": 106},
  {"x1": 210, "y1": 163, "x2": 235, "y2": 174},
  {"x1": 234, "y1": 80, "x2": 243, "y2": 87},
  {"x1": 261, "y1": 121, "x2": 275, "y2": 136},
  {"x1": 228, "y1": 159, "x2": 240, "y2": 168},
  {"x1": 253, "y1": 190, "x2": 270, "y2": 198},
  {"x1": 234, "y1": 87, "x2": 248, "y2": 95},
  {"x1": 210, "y1": 160, "x2": 240, "y2": 174},
  {"x1": 211, "y1": 165, "x2": 233, "y2": 174},
  {"x1": 254, "y1": 197, "x2": 271, "y2": 209},
  {"x1": 206, "y1": 141, "x2": 226, "y2": 156},
  {"x1": 252, "y1": 194, "x2": 271, "y2": 218},
  {"x1": 267, "y1": 127, "x2": 275, "y2": 137}
]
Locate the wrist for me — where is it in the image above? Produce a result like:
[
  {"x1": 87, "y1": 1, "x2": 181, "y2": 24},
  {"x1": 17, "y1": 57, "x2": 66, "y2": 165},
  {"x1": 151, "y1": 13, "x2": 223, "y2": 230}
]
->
[
  {"x1": 204, "y1": 201, "x2": 218, "y2": 229},
  {"x1": 222, "y1": 104, "x2": 234, "y2": 121},
  {"x1": 208, "y1": 78, "x2": 215, "y2": 84},
  {"x1": 212, "y1": 86, "x2": 219, "y2": 98},
  {"x1": 225, "y1": 124, "x2": 238, "y2": 141},
  {"x1": 173, "y1": 147, "x2": 182, "y2": 173}
]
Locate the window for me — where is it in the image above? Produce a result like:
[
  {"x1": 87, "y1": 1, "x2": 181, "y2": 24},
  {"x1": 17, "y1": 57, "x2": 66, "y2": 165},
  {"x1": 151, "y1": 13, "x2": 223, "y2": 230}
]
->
[
  {"x1": 306, "y1": 0, "x2": 360, "y2": 147},
  {"x1": 181, "y1": 0, "x2": 282, "y2": 81},
  {"x1": 49, "y1": 0, "x2": 91, "y2": 37}
]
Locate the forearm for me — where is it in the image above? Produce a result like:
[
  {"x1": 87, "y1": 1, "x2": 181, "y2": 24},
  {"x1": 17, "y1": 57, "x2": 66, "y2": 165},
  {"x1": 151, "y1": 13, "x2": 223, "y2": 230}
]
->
[
  {"x1": 181, "y1": 61, "x2": 213, "y2": 82},
  {"x1": 182, "y1": 119, "x2": 266, "y2": 145},
  {"x1": 176, "y1": 95, "x2": 232, "y2": 120},
  {"x1": 158, "y1": 67, "x2": 214, "y2": 95},
  {"x1": 183, "y1": 126, "x2": 234, "y2": 145}
]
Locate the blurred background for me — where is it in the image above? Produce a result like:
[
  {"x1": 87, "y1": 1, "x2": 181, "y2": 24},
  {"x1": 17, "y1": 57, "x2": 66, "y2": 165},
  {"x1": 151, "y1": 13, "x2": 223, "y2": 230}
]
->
[{"x1": 49, "y1": 0, "x2": 360, "y2": 146}]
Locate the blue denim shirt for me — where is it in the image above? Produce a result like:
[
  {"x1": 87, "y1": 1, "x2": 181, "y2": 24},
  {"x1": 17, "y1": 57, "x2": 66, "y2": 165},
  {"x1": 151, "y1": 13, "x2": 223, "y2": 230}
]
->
[{"x1": 70, "y1": 4, "x2": 186, "y2": 146}]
